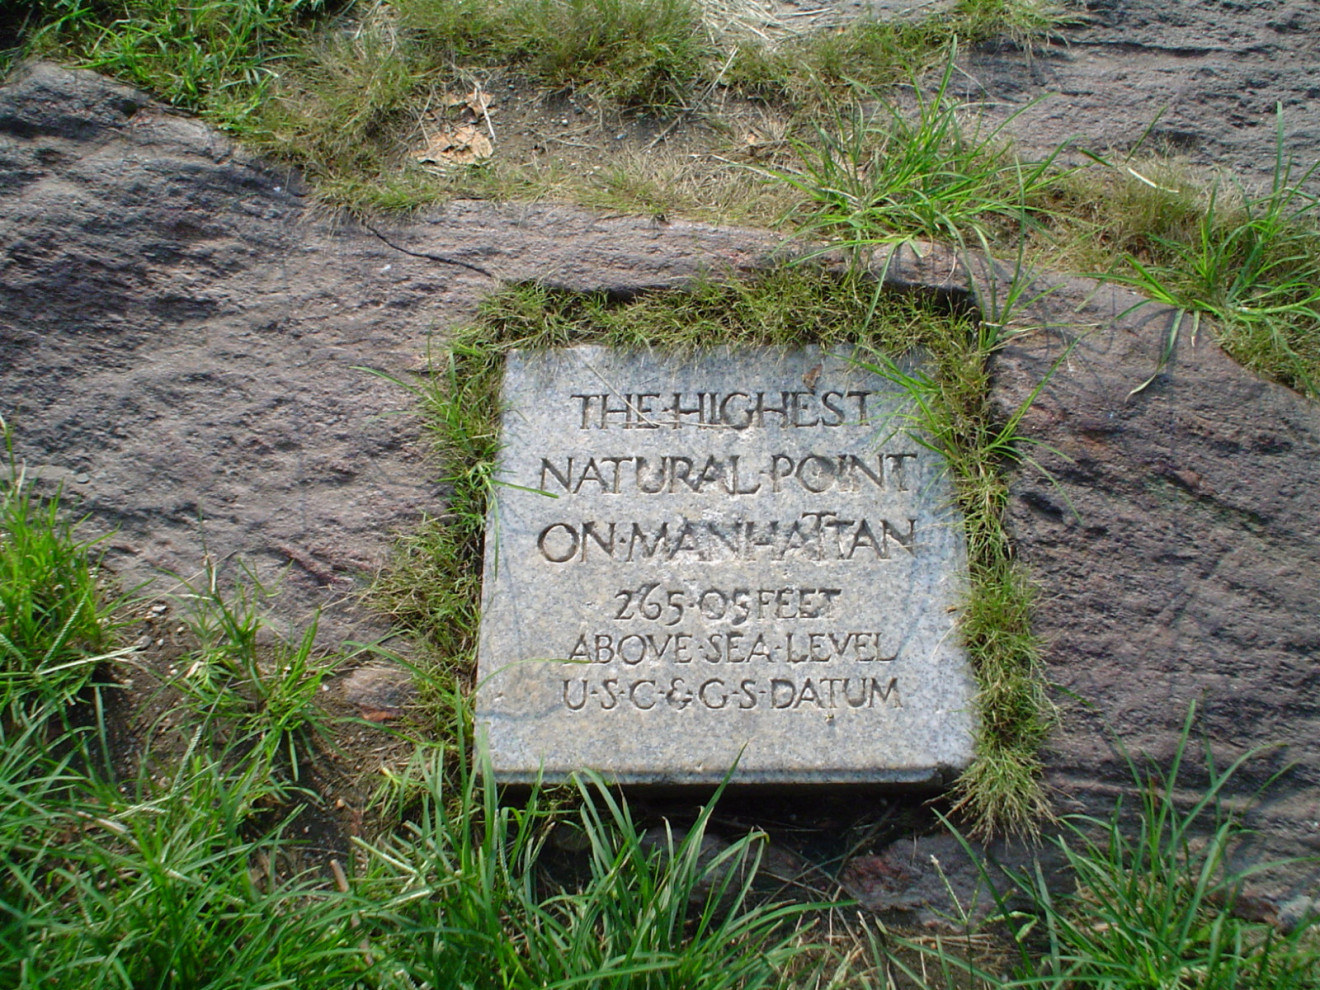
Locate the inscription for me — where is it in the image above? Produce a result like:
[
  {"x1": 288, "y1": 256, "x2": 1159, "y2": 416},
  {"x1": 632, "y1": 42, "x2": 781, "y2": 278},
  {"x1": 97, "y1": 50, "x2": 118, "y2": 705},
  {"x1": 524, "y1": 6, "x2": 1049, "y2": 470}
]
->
[
  {"x1": 566, "y1": 628, "x2": 898, "y2": 665},
  {"x1": 540, "y1": 452, "x2": 917, "y2": 495},
  {"x1": 611, "y1": 585, "x2": 844, "y2": 625},
  {"x1": 561, "y1": 675, "x2": 902, "y2": 711},
  {"x1": 477, "y1": 346, "x2": 974, "y2": 783},
  {"x1": 534, "y1": 370, "x2": 913, "y2": 714},
  {"x1": 571, "y1": 390, "x2": 874, "y2": 430},
  {"x1": 536, "y1": 515, "x2": 916, "y2": 563}
]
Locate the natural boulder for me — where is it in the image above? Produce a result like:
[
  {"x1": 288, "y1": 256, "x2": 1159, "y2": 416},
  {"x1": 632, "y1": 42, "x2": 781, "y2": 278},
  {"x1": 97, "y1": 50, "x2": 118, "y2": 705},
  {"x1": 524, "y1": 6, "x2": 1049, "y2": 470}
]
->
[
  {"x1": 986, "y1": 266, "x2": 1320, "y2": 908},
  {"x1": 0, "y1": 62, "x2": 777, "y2": 642}
]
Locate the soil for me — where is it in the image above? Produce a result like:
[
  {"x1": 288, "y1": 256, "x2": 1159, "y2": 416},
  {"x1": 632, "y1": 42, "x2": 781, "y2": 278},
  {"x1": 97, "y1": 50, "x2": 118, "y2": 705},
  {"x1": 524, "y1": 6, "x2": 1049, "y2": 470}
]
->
[
  {"x1": 97, "y1": 596, "x2": 409, "y2": 869},
  {"x1": 411, "y1": 0, "x2": 1320, "y2": 206}
]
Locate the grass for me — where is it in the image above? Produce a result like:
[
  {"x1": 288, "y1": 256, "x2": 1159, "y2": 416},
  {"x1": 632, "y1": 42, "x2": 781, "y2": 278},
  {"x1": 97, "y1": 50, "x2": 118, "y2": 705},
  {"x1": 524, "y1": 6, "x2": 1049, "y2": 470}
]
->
[
  {"x1": 2, "y1": 696, "x2": 812, "y2": 988},
  {"x1": 772, "y1": 57, "x2": 1074, "y2": 254},
  {"x1": 1010, "y1": 732, "x2": 1319, "y2": 990},
  {"x1": 890, "y1": 709, "x2": 1320, "y2": 990},
  {"x1": 8, "y1": 708, "x2": 813, "y2": 989},
  {"x1": 843, "y1": 734, "x2": 1320, "y2": 990},
  {"x1": 361, "y1": 747, "x2": 815, "y2": 989},
  {"x1": 20, "y1": 0, "x2": 330, "y2": 118},
  {"x1": 1090, "y1": 124, "x2": 1320, "y2": 397},
  {"x1": 167, "y1": 559, "x2": 344, "y2": 797},
  {"x1": 16, "y1": 0, "x2": 1065, "y2": 116},
  {"x1": 398, "y1": 0, "x2": 716, "y2": 111},
  {"x1": 3, "y1": 403, "x2": 1319, "y2": 988},
  {"x1": 0, "y1": 444, "x2": 824, "y2": 988},
  {"x1": 14, "y1": 752, "x2": 366, "y2": 989},
  {"x1": 727, "y1": 0, "x2": 1066, "y2": 104},
  {"x1": 0, "y1": 416, "x2": 122, "y2": 711}
]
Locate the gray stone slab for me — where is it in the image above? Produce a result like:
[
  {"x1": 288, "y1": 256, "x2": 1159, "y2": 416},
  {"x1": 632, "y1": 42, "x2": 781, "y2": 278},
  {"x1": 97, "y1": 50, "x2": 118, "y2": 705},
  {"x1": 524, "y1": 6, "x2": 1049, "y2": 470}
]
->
[{"x1": 475, "y1": 345, "x2": 974, "y2": 785}]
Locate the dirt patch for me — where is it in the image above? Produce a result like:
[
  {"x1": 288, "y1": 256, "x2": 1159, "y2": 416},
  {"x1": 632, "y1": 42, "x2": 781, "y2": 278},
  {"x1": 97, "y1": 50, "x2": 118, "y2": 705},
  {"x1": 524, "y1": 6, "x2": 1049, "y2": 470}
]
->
[{"x1": 407, "y1": 0, "x2": 1320, "y2": 200}]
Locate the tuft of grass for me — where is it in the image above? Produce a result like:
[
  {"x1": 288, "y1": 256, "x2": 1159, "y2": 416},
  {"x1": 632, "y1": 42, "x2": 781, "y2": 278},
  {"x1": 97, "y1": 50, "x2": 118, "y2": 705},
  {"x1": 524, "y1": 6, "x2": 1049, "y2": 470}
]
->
[
  {"x1": 4, "y1": 727, "x2": 369, "y2": 988},
  {"x1": 773, "y1": 56, "x2": 1075, "y2": 256},
  {"x1": 166, "y1": 559, "x2": 344, "y2": 798},
  {"x1": 729, "y1": 20, "x2": 949, "y2": 102},
  {"x1": 1092, "y1": 115, "x2": 1320, "y2": 398},
  {"x1": 764, "y1": 56, "x2": 1320, "y2": 403},
  {"x1": 364, "y1": 340, "x2": 503, "y2": 685},
  {"x1": 26, "y1": 0, "x2": 329, "y2": 118},
  {"x1": 729, "y1": 0, "x2": 1067, "y2": 104},
  {"x1": 0, "y1": 494, "x2": 364, "y2": 987},
  {"x1": 252, "y1": 23, "x2": 426, "y2": 181},
  {"x1": 0, "y1": 416, "x2": 121, "y2": 711},
  {"x1": 870, "y1": 708, "x2": 1320, "y2": 989},
  {"x1": 397, "y1": 0, "x2": 716, "y2": 111},
  {"x1": 358, "y1": 711, "x2": 817, "y2": 989},
  {"x1": 953, "y1": 0, "x2": 1063, "y2": 43}
]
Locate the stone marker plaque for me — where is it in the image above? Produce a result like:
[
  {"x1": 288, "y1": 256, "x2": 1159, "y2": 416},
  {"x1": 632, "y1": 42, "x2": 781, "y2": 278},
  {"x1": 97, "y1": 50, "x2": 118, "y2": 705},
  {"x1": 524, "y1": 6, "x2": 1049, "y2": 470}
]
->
[{"x1": 475, "y1": 345, "x2": 974, "y2": 785}]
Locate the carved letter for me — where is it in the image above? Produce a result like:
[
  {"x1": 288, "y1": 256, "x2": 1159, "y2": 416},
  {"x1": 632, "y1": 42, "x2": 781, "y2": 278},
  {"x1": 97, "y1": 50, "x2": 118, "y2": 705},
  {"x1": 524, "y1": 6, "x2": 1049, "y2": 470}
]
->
[
  {"x1": 538, "y1": 522, "x2": 579, "y2": 563},
  {"x1": 562, "y1": 679, "x2": 588, "y2": 711},
  {"x1": 699, "y1": 678, "x2": 728, "y2": 709},
  {"x1": 629, "y1": 680, "x2": 656, "y2": 710},
  {"x1": 870, "y1": 677, "x2": 901, "y2": 707},
  {"x1": 540, "y1": 457, "x2": 573, "y2": 492}
]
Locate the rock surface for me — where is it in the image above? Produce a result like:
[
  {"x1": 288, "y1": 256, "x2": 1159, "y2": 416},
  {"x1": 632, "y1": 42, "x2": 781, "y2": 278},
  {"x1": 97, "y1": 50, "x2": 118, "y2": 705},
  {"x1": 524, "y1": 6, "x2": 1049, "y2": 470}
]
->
[
  {"x1": 769, "y1": 0, "x2": 1320, "y2": 193},
  {"x1": 0, "y1": 62, "x2": 776, "y2": 642},
  {"x1": 951, "y1": 0, "x2": 1320, "y2": 192},
  {"x1": 979, "y1": 263, "x2": 1320, "y2": 905},
  {"x1": 341, "y1": 664, "x2": 416, "y2": 722},
  {"x1": 840, "y1": 833, "x2": 1015, "y2": 928}
]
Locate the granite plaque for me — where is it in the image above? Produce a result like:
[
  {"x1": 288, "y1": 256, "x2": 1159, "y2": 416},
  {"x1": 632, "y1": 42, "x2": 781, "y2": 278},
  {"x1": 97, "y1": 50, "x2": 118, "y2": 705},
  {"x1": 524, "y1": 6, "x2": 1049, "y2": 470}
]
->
[{"x1": 475, "y1": 345, "x2": 975, "y2": 785}]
